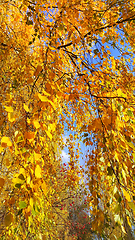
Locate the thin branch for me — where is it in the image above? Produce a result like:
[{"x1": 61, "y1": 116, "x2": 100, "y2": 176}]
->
[
  {"x1": 84, "y1": 14, "x2": 135, "y2": 38},
  {"x1": 57, "y1": 42, "x2": 72, "y2": 49},
  {"x1": 57, "y1": 15, "x2": 135, "y2": 49}
]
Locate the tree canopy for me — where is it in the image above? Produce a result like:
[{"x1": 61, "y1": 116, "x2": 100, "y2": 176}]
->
[{"x1": 0, "y1": 0, "x2": 135, "y2": 239}]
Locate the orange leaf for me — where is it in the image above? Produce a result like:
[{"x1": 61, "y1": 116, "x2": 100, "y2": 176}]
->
[
  {"x1": 24, "y1": 132, "x2": 35, "y2": 140},
  {"x1": 34, "y1": 65, "x2": 42, "y2": 78},
  {"x1": 0, "y1": 178, "x2": 5, "y2": 188}
]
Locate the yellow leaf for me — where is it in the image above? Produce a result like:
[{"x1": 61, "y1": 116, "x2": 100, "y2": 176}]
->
[
  {"x1": 19, "y1": 168, "x2": 25, "y2": 175},
  {"x1": 38, "y1": 93, "x2": 48, "y2": 102},
  {"x1": 34, "y1": 152, "x2": 41, "y2": 160},
  {"x1": 35, "y1": 165, "x2": 41, "y2": 178},
  {"x1": 1, "y1": 136, "x2": 12, "y2": 147},
  {"x1": 27, "y1": 175, "x2": 31, "y2": 184},
  {"x1": 48, "y1": 123, "x2": 56, "y2": 132},
  {"x1": 33, "y1": 120, "x2": 40, "y2": 129},
  {"x1": 127, "y1": 216, "x2": 131, "y2": 228},
  {"x1": 43, "y1": 90, "x2": 51, "y2": 96},
  {"x1": 30, "y1": 198, "x2": 33, "y2": 208},
  {"x1": 38, "y1": 94, "x2": 56, "y2": 110},
  {"x1": 48, "y1": 100, "x2": 56, "y2": 110},
  {"x1": 5, "y1": 158, "x2": 10, "y2": 167},
  {"x1": 123, "y1": 188, "x2": 131, "y2": 201},
  {"x1": 45, "y1": 130, "x2": 52, "y2": 140},
  {"x1": 4, "y1": 106, "x2": 13, "y2": 113},
  {"x1": 121, "y1": 225, "x2": 126, "y2": 234},
  {"x1": 0, "y1": 178, "x2": 5, "y2": 188},
  {"x1": 117, "y1": 88, "x2": 122, "y2": 96},
  {"x1": 122, "y1": 169, "x2": 127, "y2": 184},
  {"x1": 42, "y1": 181, "x2": 47, "y2": 195},
  {"x1": 24, "y1": 103, "x2": 30, "y2": 112},
  {"x1": 48, "y1": 45, "x2": 56, "y2": 50},
  {"x1": 8, "y1": 112, "x2": 15, "y2": 122}
]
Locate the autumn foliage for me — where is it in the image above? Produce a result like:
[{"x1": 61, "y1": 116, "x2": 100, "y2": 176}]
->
[{"x1": 0, "y1": 0, "x2": 135, "y2": 239}]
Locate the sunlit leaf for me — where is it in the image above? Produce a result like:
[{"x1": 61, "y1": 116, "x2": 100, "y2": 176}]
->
[
  {"x1": 4, "y1": 106, "x2": 13, "y2": 113},
  {"x1": 121, "y1": 225, "x2": 126, "y2": 234},
  {"x1": 33, "y1": 120, "x2": 40, "y2": 129},
  {"x1": 1, "y1": 136, "x2": 12, "y2": 147},
  {"x1": 128, "y1": 202, "x2": 135, "y2": 211},
  {"x1": 30, "y1": 198, "x2": 33, "y2": 208},
  {"x1": 35, "y1": 165, "x2": 41, "y2": 178},
  {"x1": 42, "y1": 181, "x2": 47, "y2": 195},
  {"x1": 24, "y1": 103, "x2": 30, "y2": 112},
  {"x1": 38, "y1": 94, "x2": 56, "y2": 110},
  {"x1": 19, "y1": 201, "x2": 27, "y2": 209},
  {"x1": 45, "y1": 130, "x2": 52, "y2": 140},
  {"x1": 114, "y1": 214, "x2": 122, "y2": 224},
  {"x1": 123, "y1": 189, "x2": 131, "y2": 202}
]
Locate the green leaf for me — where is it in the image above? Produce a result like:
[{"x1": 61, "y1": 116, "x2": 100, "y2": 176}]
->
[
  {"x1": 103, "y1": 147, "x2": 106, "y2": 152},
  {"x1": 29, "y1": 41, "x2": 33, "y2": 45},
  {"x1": 128, "y1": 202, "x2": 135, "y2": 211},
  {"x1": 127, "y1": 141, "x2": 135, "y2": 150},
  {"x1": 93, "y1": 49, "x2": 99, "y2": 55},
  {"x1": 58, "y1": 24, "x2": 64, "y2": 31},
  {"x1": 15, "y1": 183, "x2": 22, "y2": 188},
  {"x1": 118, "y1": 196, "x2": 122, "y2": 203},
  {"x1": 4, "y1": 213, "x2": 13, "y2": 227},
  {"x1": 19, "y1": 201, "x2": 27, "y2": 209},
  {"x1": 124, "y1": 135, "x2": 131, "y2": 142},
  {"x1": 26, "y1": 20, "x2": 33, "y2": 25},
  {"x1": 125, "y1": 209, "x2": 130, "y2": 217},
  {"x1": 12, "y1": 79, "x2": 19, "y2": 89},
  {"x1": 83, "y1": 133, "x2": 88, "y2": 138},
  {"x1": 93, "y1": 13, "x2": 96, "y2": 19},
  {"x1": 18, "y1": 174, "x2": 25, "y2": 180},
  {"x1": 17, "y1": 209, "x2": 22, "y2": 216},
  {"x1": 114, "y1": 204, "x2": 121, "y2": 213},
  {"x1": 35, "y1": 204, "x2": 40, "y2": 212},
  {"x1": 32, "y1": 208, "x2": 38, "y2": 216},
  {"x1": 127, "y1": 110, "x2": 133, "y2": 117},
  {"x1": 114, "y1": 192, "x2": 121, "y2": 202},
  {"x1": 117, "y1": 104, "x2": 123, "y2": 112},
  {"x1": 107, "y1": 166, "x2": 113, "y2": 176}
]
